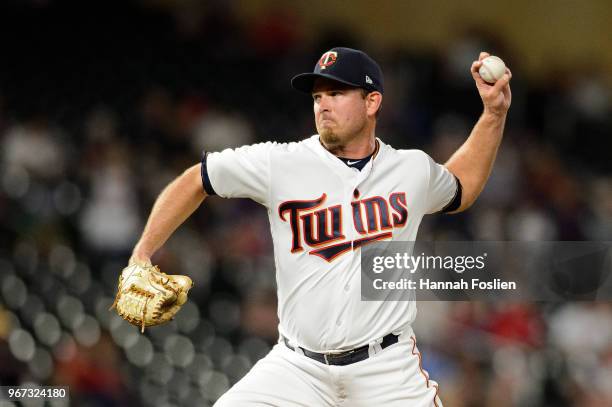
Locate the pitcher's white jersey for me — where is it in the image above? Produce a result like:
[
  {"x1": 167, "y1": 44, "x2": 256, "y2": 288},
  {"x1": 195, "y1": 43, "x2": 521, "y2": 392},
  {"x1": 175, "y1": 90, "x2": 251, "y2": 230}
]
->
[{"x1": 202, "y1": 135, "x2": 458, "y2": 352}]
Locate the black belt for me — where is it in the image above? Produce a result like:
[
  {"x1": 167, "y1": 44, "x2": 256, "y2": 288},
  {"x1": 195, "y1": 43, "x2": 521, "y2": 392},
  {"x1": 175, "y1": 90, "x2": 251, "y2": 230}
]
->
[{"x1": 282, "y1": 333, "x2": 399, "y2": 366}]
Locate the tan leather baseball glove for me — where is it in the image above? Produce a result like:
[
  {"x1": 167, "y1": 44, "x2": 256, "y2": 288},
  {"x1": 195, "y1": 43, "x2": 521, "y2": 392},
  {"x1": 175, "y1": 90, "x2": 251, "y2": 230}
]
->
[{"x1": 109, "y1": 262, "x2": 193, "y2": 332}]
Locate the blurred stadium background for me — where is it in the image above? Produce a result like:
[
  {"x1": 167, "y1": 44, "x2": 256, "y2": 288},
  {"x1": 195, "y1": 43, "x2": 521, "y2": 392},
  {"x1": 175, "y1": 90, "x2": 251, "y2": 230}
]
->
[{"x1": 0, "y1": 0, "x2": 611, "y2": 406}]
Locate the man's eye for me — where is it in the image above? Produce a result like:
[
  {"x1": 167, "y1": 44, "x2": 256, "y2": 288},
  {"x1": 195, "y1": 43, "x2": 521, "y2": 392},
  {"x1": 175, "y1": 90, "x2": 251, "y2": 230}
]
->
[
  {"x1": 331, "y1": 91, "x2": 342, "y2": 96},
  {"x1": 313, "y1": 95, "x2": 321, "y2": 101}
]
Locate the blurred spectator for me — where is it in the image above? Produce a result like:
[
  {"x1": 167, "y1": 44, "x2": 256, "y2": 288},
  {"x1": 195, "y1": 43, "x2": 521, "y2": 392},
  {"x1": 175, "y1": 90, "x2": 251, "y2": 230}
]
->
[
  {"x1": 2, "y1": 117, "x2": 66, "y2": 180},
  {"x1": 79, "y1": 142, "x2": 141, "y2": 256},
  {"x1": 53, "y1": 333, "x2": 132, "y2": 405},
  {"x1": 191, "y1": 110, "x2": 255, "y2": 153}
]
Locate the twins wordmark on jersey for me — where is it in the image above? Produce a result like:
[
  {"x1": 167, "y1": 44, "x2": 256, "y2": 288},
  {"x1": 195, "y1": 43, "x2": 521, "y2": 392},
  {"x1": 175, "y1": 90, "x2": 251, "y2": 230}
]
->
[{"x1": 278, "y1": 191, "x2": 408, "y2": 262}]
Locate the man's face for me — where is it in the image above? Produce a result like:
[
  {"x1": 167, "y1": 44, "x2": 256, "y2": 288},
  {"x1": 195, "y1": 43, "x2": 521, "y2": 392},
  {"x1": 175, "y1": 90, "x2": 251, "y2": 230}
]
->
[{"x1": 312, "y1": 78, "x2": 368, "y2": 147}]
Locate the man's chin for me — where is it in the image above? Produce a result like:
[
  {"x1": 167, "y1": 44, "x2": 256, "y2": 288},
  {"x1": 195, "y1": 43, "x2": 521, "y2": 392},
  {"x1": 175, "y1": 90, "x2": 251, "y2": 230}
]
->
[{"x1": 320, "y1": 131, "x2": 341, "y2": 145}]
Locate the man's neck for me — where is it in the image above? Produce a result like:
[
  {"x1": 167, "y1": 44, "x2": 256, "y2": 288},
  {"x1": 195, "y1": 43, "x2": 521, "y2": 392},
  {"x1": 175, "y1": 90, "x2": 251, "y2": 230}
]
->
[{"x1": 320, "y1": 133, "x2": 377, "y2": 159}]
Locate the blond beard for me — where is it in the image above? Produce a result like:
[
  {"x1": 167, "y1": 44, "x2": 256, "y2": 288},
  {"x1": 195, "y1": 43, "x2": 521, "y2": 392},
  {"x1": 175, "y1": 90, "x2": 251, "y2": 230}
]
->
[
  {"x1": 319, "y1": 129, "x2": 341, "y2": 146},
  {"x1": 318, "y1": 116, "x2": 369, "y2": 154}
]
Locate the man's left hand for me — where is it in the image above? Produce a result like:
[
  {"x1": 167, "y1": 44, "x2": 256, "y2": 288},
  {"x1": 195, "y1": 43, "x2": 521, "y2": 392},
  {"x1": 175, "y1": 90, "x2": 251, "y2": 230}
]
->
[{"x1": 471, "y1": 52, "x2": 512, "y2": 117}]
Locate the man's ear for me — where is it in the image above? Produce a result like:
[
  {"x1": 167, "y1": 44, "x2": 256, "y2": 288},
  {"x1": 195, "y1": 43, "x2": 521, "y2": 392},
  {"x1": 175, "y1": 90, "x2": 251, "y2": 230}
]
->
[{"x1": 366, "y1": 92, "x2": 383, "y2": 117}]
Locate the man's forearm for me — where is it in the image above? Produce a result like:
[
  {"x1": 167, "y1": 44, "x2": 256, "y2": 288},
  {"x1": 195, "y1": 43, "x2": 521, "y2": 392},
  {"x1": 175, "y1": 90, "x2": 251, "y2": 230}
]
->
[
  {"x1": 445, "y1": 112, "x2": 507, "y2": 211},
  {"x1": 132, "y1": 164, "x2": 206, "y2": 260}
]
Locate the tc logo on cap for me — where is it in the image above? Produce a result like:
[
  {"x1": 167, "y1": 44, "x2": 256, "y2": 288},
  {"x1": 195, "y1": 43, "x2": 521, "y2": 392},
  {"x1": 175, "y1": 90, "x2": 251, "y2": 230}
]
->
[{"x1": 318, "y1": 51, "x2": 338, "y2": 70}]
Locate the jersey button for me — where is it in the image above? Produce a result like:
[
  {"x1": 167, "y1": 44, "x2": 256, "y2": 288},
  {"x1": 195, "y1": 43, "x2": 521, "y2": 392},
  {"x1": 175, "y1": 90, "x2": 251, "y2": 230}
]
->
[
  {"x1": 344, "y1": 284, "x2": 350, "y2": 292},
  {"x1": 336, "y1": 319, "x2": 342, "y2": 326}
]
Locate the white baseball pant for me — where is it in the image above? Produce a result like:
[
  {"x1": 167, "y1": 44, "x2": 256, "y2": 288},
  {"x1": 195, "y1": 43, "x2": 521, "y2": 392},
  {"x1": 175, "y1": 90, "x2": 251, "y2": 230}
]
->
[{"x1": 214, "y1": 328, "x2": 442, "y2": 406}]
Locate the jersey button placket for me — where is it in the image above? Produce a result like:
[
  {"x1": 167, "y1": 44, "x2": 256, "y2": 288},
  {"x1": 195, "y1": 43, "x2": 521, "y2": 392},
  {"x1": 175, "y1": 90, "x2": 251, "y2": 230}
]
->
[{"x1": 347, "y1": 177, "x2": 362, "y2": 242}]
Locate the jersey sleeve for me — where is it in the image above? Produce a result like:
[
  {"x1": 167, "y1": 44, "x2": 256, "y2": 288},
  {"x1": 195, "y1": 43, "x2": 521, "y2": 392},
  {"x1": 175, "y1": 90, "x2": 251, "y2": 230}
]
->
[
  {"x1": 424, "y1": 153, "x2": 462, "y2": 214},
  {"x1": 201, "y1": 142, "x2": 272, "y2": 206}
]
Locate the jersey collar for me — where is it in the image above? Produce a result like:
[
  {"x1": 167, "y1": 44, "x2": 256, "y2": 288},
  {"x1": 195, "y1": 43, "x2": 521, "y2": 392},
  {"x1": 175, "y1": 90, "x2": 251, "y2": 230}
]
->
[{"x1": 306, "y1": 135, "x2": 386, "y2": 180}]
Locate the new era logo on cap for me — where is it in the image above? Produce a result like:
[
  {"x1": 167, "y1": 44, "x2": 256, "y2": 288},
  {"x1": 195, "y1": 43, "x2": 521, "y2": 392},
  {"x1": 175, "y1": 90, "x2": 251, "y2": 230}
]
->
[{"x1": 291, "y1": 47, "x2": 384, "y2": 94}]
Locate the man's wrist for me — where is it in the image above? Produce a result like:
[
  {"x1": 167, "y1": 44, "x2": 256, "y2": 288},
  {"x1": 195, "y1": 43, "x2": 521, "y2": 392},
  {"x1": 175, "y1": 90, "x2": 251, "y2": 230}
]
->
[
  {"x1": 131, "y1": 245, "x2": 153, "y2": 264},
  {"x1": 481, "y1": 109, "x2": 507, "y2": 122}
]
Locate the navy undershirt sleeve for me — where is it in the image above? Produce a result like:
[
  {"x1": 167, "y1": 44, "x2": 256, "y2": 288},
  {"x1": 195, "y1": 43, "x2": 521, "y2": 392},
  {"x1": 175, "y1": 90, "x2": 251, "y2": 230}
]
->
[
  {"x1": 440, "y1": 175, "x2": 462, "y2": 213},
  {"x1": 200, "y1": 152, "x2": 217, "y2": 196}
]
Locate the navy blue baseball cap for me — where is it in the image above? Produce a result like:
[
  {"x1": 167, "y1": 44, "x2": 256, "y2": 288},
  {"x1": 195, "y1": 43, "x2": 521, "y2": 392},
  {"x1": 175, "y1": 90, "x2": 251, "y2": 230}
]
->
[{"x1": 291, "y1": 47, "x2": 384, "y2": 94}]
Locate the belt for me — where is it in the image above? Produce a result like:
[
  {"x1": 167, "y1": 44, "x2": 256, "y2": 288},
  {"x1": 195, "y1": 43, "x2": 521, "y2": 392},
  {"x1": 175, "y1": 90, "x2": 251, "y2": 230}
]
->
[{"x1": 282, "y1": 333, "x2": 399, "y2": 366}]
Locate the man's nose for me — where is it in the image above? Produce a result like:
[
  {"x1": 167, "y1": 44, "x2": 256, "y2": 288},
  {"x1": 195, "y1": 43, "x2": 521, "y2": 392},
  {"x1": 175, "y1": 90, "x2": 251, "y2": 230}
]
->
[{"x1": 318, "y1": 95, "x2": 331, "y2": 111}]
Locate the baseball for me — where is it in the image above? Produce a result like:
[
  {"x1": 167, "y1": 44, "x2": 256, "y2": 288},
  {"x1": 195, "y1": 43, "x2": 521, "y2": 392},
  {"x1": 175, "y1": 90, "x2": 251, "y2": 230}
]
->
[{"x1": 478, "y1": 56, "x2": 506, "y2": 83}]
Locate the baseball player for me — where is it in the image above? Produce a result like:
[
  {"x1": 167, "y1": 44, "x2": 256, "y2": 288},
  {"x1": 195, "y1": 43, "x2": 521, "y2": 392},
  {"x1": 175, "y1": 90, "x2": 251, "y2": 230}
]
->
[{"x1": 128, "y1": 47, "x2": 511, "y2": 406}]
